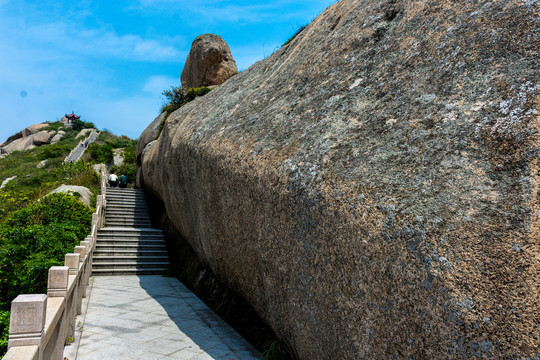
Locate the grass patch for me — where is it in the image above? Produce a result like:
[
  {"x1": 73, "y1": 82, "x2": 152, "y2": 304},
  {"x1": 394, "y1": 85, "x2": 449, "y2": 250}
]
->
[{"x1": 282, "y1": 25, "x2": 307, "y2": 46}]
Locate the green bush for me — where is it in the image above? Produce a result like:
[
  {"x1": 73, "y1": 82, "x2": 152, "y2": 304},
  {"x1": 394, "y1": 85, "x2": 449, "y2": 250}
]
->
[
  {"x1": 44, "y1": 121, "x2": 64, "y2": 132},
  {"x1": 0, "y1": 310, "x2": 8, "y2": 357},
  {"x1": 0, "y1": 193, "x2": 92, "y2": 355},
  {"x1": 71, "y1": 119, "x2": 96, "y2": 132},
  {"x1": 39, "y1": 143, "x2": 72, "y2": 160},
  {"x1": 87, "y1": 143, "x2": 114, "y2": 164},
  {"x1": 160, "y1": 86, "x2": 212, "y2": 116}
]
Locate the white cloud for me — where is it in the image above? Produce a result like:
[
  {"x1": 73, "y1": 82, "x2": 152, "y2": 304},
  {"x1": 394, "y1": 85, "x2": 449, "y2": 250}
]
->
[{"x1": 21, "y1": 22, "x2": 181, "y2": 62}]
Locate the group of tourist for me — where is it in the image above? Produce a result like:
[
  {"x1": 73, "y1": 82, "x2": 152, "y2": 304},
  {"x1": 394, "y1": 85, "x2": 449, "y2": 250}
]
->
[{"x1": 108, "y1": 173, "x2": 128, "y2": 188}]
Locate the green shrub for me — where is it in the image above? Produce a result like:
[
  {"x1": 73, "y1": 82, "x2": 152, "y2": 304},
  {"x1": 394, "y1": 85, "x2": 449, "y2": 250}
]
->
[
  {"x1": 71, "y1": 119, "x2": 96, "y2": 132},
  {"x1": 0, "y1": 191, "x2": 31, "y2": 220},
  {"x1": 87, "y1": 143, "x2": 114, "y2": 164},
  {"x1": 39, "y1": 143, "x2": 72, "y2": 160},
  {"x1": 160, "y1": 86, "x2": 213, "y2": 117},
  {"x1": 44, "y1": 121, "x2": 64, "y2": 132},
  {"x1": 0, "y1": 193, "x2": 92, "y2": 355},
  {"x1": 0, "y1": 309, "x2": 8, "y2": 357}
]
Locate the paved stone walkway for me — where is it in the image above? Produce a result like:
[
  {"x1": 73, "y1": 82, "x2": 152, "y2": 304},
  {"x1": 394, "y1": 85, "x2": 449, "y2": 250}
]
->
[
  {"x1": 65, "y1": 275, "x2": 260, "y2": 360},
  {"x1": 65, "y1": 130, "x2": 99, "y2": 163}
]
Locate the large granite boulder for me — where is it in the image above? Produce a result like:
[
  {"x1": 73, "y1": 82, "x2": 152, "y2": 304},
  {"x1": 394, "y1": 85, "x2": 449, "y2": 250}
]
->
[
  {"x1": 1, "y1": 123, "x2": 48, "y2": 151},
  {"x1": 21, "y1": 123, "x2": 48, "y2": 137},
  {"x1": 50, "y1": 131, "x2": 65, "y2": 144},
  {"x1": 32, "y1": 131, "x2": 51, "y2": 146},
  {"x1": 180, "y1": 34, "x2": 238, "y2": 90},
  {"x1": 138, "y1": 0, "x2": 539, "y2": 359}
]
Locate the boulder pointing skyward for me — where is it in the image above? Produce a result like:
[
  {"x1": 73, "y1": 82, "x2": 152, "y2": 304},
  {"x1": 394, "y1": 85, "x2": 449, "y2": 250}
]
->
[
  {"x1": 138, "y1": 0, "x2": 539, "y2": 359},
  {"x1": 180, "y1": 33, "x2": 238, "y2": 90}
]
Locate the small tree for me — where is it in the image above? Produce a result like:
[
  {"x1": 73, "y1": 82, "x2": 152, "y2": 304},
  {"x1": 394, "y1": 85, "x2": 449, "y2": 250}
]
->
[{"x1": 161, "y1": 86, "x2": 212, "y2": 116}]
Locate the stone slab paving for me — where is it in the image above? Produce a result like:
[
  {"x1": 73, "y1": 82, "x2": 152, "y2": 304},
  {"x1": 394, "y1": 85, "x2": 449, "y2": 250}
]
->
[{"x1": 66, "y1": 275, "x2": 261, "y2": 360}]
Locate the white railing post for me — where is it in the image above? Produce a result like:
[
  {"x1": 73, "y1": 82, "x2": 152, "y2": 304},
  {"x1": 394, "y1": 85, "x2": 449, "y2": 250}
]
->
[
  {"x1": 47, "y1": 266, "x2": 69, "y2": 298},
  {"x1": 85, "y1": 237, "x2": 94, "y2": 274},
  {"x1": 47, "y1": 266, "x2": 69, "y2": 359},
  {"x1": 74, "y1": 246, "x2": 87, "y2": 302},
  {"x1": 7, "y1": 294, "x2": 47, "y2": 360},
  {"x1": 65, "y1": 253, "x2": 80, "y2": 275},
  {"x1": 64, "y1": 253, "x2": 79, "y2": 339},
  {"x1": 80, "y1": 241, "x2": 91, "y2": 287}
]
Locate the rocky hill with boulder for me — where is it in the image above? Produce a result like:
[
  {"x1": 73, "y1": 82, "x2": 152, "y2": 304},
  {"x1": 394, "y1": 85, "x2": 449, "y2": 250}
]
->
[
  {"x1": 138, "y1": 0, "x2": 539, "y2": 359},
  {"x1": 181, "y1": 33, "x2": 238, "y2": 91},
  {"x1": 0, "y1": 123, "x2": 67, "y2": 156}
]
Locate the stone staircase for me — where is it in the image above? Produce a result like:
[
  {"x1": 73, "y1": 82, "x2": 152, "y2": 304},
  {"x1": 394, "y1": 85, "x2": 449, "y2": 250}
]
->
[{"x1": 92, "y1": 188, "x2": 169, "y2": 275}]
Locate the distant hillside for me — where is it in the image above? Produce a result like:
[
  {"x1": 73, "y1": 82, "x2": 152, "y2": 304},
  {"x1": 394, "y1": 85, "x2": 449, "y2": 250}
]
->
[{"x1": 0, "y1": 122, "x2": 137, "y2": 356}]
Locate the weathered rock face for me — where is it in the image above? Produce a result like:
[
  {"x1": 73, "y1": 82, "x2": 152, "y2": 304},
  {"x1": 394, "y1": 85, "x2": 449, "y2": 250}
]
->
[
  {"x1": 138, "y1": 1, "x2": 539, "y2": 359},
  {"x1": 180, "y1": 34, "x2": 238, "y2": 90},
  {"x1": 32, "y1": 131, "x2": 51, "y2": 146},
  {"x1": 50, "y1": 131, "x2": 65, "y2": 144},
  {"x1": 2, "y1": 131, "x2": 51, "y2": 153},
  {"x1": 48, "y1": 185, "x2": 93, "y2": 207},
  {"x1": 21, "y1": 123, "x2": 48, "y2": 137},
  {"x1": 1, "y1": 123, "x2": 49, "y2": 152}
]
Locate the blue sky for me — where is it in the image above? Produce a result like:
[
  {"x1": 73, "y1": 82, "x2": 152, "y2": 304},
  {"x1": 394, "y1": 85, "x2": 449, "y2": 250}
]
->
[{"x1": 0, "y1": 0, "x2": 333, "y2": 142}]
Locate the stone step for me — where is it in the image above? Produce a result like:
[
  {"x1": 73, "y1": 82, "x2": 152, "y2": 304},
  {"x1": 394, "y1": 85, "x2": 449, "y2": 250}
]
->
[
  {"x1": 105, "y1": 221, "x2": 153, "y2": 226},
  {"x1": 97, "y1": 233, "x2": 164, "y2": 239},
  {"x1": 105, "y1": 211, "x2": 149, "y2": 216},
  {"x1": 98, "y1": 227, "x2": 163, "y2": 235},
  {"x1": 106, "y1": 188, "x2": 143, "y2": 193},
  {"x1": 106, "y1": 209, "x2": 149, "y2": 214},
  {"x1": 93, "y1": 249, "x2": 167, "y2": 256},
  {"x1": 96, "y1": 238, "x2": 165, "y2": 246},
  {"x1": 105, "y1": 194, "x2": 145, "y2": 199},
  {"x1": 92, "y1": 268, "x2": 167, "y2": 276},
  {"x1": 106, "y1": 196, "x2": 146, "y2": 200},
  {"x1": 106, "y1": 191, "x2": 145, "y2": 195},
  {"x1": 106, "y1": 200, "x2": 147, "y2": 205},
  {"x1": 95, "y1": 244, "x2": 167, "y2": 252},
  {"x1": 106, "y1": 204, "x2": 148, "y2": 209},
  {"x1": 92, "y1": 261, "x2": 169, "y2": 269},
  {"x1": 105, "y1": 223, "x2": 153, "y2": 228},
  {"x1": 105, "y1": 217, "x2": 152, "y2": 222},
  {"x1": 97, "y1": 187, "x2": 167, "y2": 276},
  {"x1": 105, "y1": 212, "x2": 151, "y2": 217},
  {"x1": 93, "y1": 255, "x2": 169, "y2": 262},
  {"x1": 105, "y1": 213, "x2": 150, "y2": 220}
]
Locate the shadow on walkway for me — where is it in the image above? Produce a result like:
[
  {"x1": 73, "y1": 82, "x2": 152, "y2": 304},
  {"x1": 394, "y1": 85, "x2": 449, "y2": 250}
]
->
[{"x1": 138, "y1": 275, "x2": 261, "y2": 360}]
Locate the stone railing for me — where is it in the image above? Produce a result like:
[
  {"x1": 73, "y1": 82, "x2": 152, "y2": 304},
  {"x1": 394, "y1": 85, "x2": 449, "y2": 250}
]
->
[{"x1": 3, "y1": 169, "x2": 107, "y2": 360}]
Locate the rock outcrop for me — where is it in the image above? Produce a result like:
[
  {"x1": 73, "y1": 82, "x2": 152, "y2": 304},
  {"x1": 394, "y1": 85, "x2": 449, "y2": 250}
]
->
[
  {"x1": 138, "y1": 1, "x2": 539, "y2": 359},
  {"x1": 48, "y1": 185, "x2": 93, "y2": 207},
  {"x1": 50, "y1": 131, "x2": 65, "y2": 144},
  {"x1": 0, "y1": 124, "x2": 55, "y2": 154},
  {"x1": 0, "y1": 176, "x2": 17, "y2": 190},
  {"x1": 32, "y1": 131, "x2": 51, "y2": 146},
  {"x1": 180, "y1": 34, "x2": 238, "y2": 91}
]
